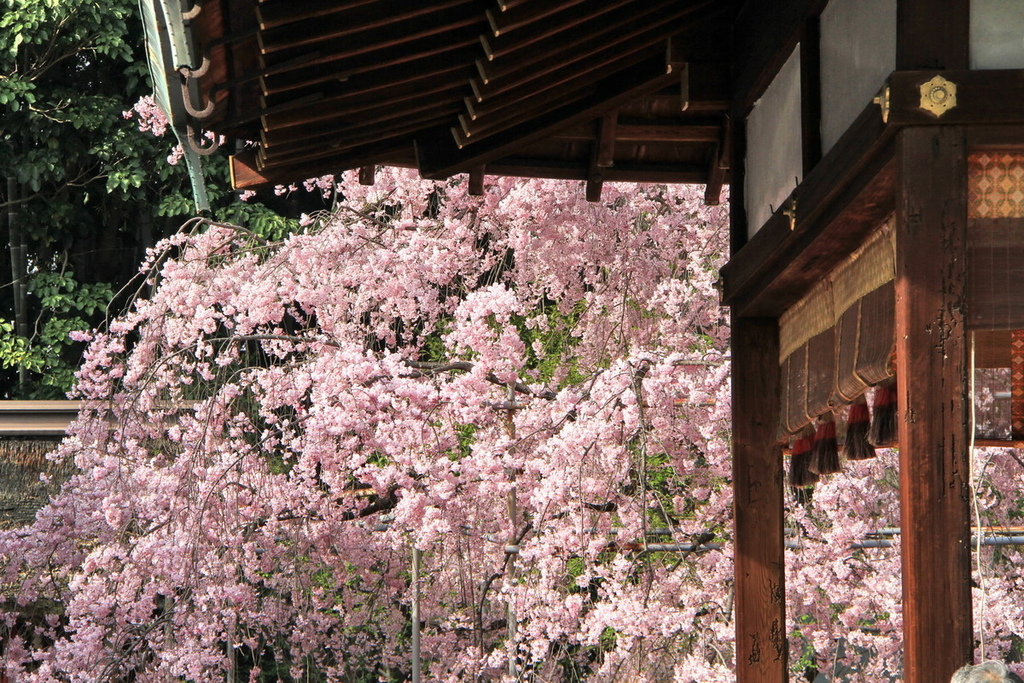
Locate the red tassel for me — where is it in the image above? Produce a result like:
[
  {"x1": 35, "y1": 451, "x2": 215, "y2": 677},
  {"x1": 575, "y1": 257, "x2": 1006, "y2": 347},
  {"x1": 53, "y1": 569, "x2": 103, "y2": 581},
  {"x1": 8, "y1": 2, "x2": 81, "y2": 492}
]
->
[
  {"x1": 843, "y1": 395, "x2": 876, "y2": 461},
  {"x1": 810, "y1": 411, "x2": 842, "y2": 475},
  {"x1": 789, "y1": 424, "x2": 819, "y2": 488},
  {"x1": 868, "y1": 378, "x2": 898, "y2": 447}
]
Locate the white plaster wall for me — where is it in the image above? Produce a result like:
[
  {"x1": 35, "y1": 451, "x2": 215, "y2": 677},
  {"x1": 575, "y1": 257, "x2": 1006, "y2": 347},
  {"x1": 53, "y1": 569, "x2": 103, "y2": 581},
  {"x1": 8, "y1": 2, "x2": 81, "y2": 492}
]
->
[
  {"x1": 971, "y1": 0, "x2": 1024, "y2": 69},
  {"x1": 745, "y1": 45, "x2": 803, "y2": 237},
  {"x1": 820, "y1": 0, "x2": 896, "y2": 154}
]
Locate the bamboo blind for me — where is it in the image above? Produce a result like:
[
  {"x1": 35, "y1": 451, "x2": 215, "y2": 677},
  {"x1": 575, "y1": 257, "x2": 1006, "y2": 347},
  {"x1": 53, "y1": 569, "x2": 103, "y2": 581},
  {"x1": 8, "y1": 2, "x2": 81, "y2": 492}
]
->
[{"x1": 779, "y1": 220, "x2": 896, "y2": 433}]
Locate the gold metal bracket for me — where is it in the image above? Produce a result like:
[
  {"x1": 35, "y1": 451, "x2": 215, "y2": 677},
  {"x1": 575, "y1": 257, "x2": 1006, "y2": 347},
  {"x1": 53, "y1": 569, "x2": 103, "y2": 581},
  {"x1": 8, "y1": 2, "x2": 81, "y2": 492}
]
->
[
  {"x1": 919, "y1": 75, "x2": 957, "y2": 117},
  {"x1": 873, "y1": 84, "x2": 890, "y2": 123},
  {"x1": 783, "y1": 197, "x2": 797, "y2": 231}
]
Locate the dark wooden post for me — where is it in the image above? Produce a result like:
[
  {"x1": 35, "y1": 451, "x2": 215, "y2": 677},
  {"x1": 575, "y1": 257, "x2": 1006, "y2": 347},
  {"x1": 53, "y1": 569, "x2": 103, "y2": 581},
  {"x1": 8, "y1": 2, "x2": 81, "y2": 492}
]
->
[
  {"x1": 732, "y1": 316, "x2": 787, "y2": 683},
  {"x1": 894, "y1": 125, "x2": 973, "y2": 683},
  {"x1": 896, "y1": 0, "x2": 969, "y2": 71}
]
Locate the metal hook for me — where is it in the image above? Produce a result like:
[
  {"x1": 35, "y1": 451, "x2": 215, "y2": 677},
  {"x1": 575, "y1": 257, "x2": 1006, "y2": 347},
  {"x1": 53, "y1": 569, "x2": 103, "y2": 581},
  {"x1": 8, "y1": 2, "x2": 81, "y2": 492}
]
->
[
  {"x1": 186, "y1": 124, "x2": 221, "y2": 156},
  {"x1": 180, "y1": 55, "x2": 210, "y2": 79},
  {"x1": 179, "y1": 66, "x2": 214, "y2": 119},
  {"x1": 182, "y1": 0, "x2": 202, "y2": 20}
]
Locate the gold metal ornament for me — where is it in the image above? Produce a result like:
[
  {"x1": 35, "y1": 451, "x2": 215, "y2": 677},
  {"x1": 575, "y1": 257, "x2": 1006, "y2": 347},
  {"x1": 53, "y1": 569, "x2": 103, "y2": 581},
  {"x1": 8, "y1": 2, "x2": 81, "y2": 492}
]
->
[
  {"x1": 783, "y1": 197, "x2": 797, "y2": 231},
  {"x1": 918, "y1": 75, "x2": 957, "y2": 117},
  {"x1": 873, "y1": 84, "x2": 890, "y2": 123}
]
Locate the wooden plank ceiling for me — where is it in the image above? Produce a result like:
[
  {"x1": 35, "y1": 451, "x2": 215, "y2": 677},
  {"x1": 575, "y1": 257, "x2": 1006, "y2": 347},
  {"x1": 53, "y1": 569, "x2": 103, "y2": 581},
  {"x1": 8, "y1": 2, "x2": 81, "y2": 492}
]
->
[{"x1": 185, "y1": 0, "x2": 737, "y2": 200}]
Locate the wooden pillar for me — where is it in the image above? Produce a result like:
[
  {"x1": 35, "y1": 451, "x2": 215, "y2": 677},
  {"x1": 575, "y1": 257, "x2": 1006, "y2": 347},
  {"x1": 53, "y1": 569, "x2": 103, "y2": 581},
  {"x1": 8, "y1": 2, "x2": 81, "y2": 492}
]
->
[
  {"x1": 732, "y1": 316, "x2": 787, "y2": 683},
  {"x1": 896, "y1": 0, "x2": 969, "y2": 71},
  {"x1": 894, "y1": 125, "x2": 973, "y2": 683}
]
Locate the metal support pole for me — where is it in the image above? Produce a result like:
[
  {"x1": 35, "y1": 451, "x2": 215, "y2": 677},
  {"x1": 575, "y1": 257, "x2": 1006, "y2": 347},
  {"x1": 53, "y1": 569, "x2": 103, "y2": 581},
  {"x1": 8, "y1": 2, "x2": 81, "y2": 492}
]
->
[
  {"x1": 412, "y1": 546, "x2": 421, "y2": 683},
  {"x1": 505, "y1": 382, "x2": 518, "y2": 680},
  {"x1": 7, "y1": 176, "x2": 27, "y2": 387}
]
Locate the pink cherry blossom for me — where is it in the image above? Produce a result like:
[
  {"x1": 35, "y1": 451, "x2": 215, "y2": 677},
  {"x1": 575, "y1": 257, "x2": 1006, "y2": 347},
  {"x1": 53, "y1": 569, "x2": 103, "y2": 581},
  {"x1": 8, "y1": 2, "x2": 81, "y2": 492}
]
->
[{"x1": 1, "y1": 171, "x2": 1021, "y2": 682}]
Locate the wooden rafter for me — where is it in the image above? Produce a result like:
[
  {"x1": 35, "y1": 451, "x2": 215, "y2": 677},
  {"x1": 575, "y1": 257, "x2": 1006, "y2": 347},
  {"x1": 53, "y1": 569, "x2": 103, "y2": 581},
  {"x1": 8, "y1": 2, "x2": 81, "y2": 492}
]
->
[
  {"x1": 552, "y1": 120, "x2": 721, "y2": 144},
  {"x1": 189, "y1": 0, "x2": 733, "y2": 190},
  {"x1": 416, "y1": 53, "x2": 679, "y2": 178},
  {"x1": 258, "y1": 0, "x2": 472, "y2": 54},
  {"x1": 485, "y1": 0, "x2": 591, "y2": 37},
  {"x1": 256, "y1": 0, "x2": 379, "y2": 31},
  {"x1": 262, "y1": 92, "x2": 465, "y2": 151},
  {"x1": 480, "y1": 0, "x2": 640, "y2": 62},
  {"x1": 260, "y1": 26, "x2": 481, "y2": 95},
  {"x1": 260, "y1": 63, "x2": 468, "y2": 131},
  {"x1": 259, "y1": 112, "x2": 458, "y2": 168}
]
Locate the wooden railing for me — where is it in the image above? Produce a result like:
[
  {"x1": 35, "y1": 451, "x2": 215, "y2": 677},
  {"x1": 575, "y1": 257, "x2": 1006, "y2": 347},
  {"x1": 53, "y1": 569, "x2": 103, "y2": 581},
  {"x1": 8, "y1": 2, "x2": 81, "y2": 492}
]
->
[{"x1": 0, "y1": 401, "x2": 81, "y2": 437}]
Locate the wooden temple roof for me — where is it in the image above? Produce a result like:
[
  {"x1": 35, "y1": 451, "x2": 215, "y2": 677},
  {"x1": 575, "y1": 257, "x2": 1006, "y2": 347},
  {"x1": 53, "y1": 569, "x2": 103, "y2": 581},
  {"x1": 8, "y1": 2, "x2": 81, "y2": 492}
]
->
[{"x1": 177, "y1": 0, "x2": 738, "y2": 200}]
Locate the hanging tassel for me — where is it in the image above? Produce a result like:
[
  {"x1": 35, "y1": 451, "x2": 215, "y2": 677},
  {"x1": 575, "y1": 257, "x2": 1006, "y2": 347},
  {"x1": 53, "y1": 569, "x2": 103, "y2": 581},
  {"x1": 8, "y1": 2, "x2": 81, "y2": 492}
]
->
[
  {"x1": 809, "y1": 411, "x2": 842, "y2": 475},
  {"x1": 843, "y1": 394, "x2": 876, "y2": 461},
  {"x1": 789, "y1": 424, "x2": 819, "y2": 488},
  {"x1": 868, "y1": 378, "x2": 898, "y2": 447}
]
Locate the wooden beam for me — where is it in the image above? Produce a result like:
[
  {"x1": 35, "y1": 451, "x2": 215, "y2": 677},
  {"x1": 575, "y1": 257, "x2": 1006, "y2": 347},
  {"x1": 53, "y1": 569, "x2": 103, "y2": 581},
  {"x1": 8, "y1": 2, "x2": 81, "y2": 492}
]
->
[
  {"x1": 259, "y1": 110, "x2": 459, "y2": 167},
  {"x1": 468, "y1": 166, "x2": 485, "y2": 195},
  {"x1": 551, "y1": 120, "x2": 721, "y2": 144},
  {"x1": 260, "y1": 28, "x2": 480, "y2": 95},
  {"x1": 968, "y1": 124, "x2": 1024, "y2": 150},
  {"x1": 731, "y1": 316, "x2": 787, "y2": 683},
  {"x1": 258, "y1": 0, "x2": 472, "y2": 55},
  {"x1": 894, "y1": 125, "x2": 972, "y2": 683},
  {"x1": 473, "y1": 1, "x2": 709, "y2": 101},
  {"x1": 222, "y1": 93, "x2": 326, "y2": 129},
  {"x1": 585, "y1": 173, "x2": 603, "y2": 202},
  {"x1": 704, "y1": 115, "x2": 730, "y2": 205},
  {"x1": 730, "y1": 111, "x2": 748, "y2": 253},
  {"x1": 482, "y1": 160, "x2": 706, "y2": 184},
  {"x1": 599, "y1": 163, "x2": 706, "y2": 184},
  {"x1": 887, "y1": 70, "x2": 1024, "y2": 127},
  {"x1": 799, "y1": 15, "x2": 822, "y2": 175},
  {"x1": 731, "y1": 0, "x2": 827, "y2": 115},
  {"x1": 482, "y1": 0, "x2": 642, "y2": 61},
  {"x1": 230, "y1": 146, "x2": 417, "y2": 190},
  {"x1": 467, "y1": 34, "x2": 659, "y2": 120},
  {"x1": 635, "y1": 62, "x2": 732, "y2": 114},
  {"x1": 586, "y1": 129, "x2": 605, "y2": 202},
  {"x1": 416, "y1": 54, "x2": 678, "y2": 179},
  {"x1": 457, "y1": 75, "x2": 609, "y2": 146},
  {"x1": 722, "y1": 98, "x2": 894, "y2": 315},
  {"x1": 896, "y1": 0, "x2": 969, "y2": 70},
  {"x1": 256, "y1": 0, "x2": 379, "y2": 31},
  {"x1": 724, "y1": 68, "x2": 1024, "y2": 314},
  {"x1": 485, "y1": 0, "x2": 589, "y2": 36},
  {"x1": 494, "y1": 0, "x2": 530, "y2": 11},
  {"x1": 595, "y1": 111, "x2": 617, "y2": 168},
  {"x1": 479, "y1": 0, "x2": 708, "y2": 86},
  {"x1": 261, "y1": 63, "x2": 467, "y2": 131},
  {"x1": 0, "y1": 401, "x2": 81, "y2": 436},
  {"x1": 262, "y1": 96, "x2": 464, "y2": 151},
  {"x1": 358, "y1": 165, "x2": 375, "y2": 186}
]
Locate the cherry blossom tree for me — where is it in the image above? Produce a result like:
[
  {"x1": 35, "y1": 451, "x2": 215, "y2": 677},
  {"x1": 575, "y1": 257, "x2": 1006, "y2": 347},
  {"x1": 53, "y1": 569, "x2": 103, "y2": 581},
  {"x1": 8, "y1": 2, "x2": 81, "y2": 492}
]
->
[{"x1": 1, "y1": 169, "x2": 1022, "y2": 683}]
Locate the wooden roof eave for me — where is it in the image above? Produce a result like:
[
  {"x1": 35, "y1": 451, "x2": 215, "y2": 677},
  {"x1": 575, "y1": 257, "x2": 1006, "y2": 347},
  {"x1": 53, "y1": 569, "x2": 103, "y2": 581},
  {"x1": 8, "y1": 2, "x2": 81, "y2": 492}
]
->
[
  {"x1": 186, "y1": 0, "x2": 735, "y2": 190},
  {"x1": 414, "y1": 51, "x2": 684, "y2": 180}
]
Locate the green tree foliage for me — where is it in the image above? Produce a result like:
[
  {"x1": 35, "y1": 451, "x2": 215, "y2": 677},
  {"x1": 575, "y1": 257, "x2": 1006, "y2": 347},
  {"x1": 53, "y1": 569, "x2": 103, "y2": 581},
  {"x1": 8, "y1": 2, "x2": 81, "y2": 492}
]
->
[
  {"x1": 1, "y1": 0, "x2": 185, "y2": 397},
  {"x1": 0, "y1": 0, "x2": 313, "y2": 397}
]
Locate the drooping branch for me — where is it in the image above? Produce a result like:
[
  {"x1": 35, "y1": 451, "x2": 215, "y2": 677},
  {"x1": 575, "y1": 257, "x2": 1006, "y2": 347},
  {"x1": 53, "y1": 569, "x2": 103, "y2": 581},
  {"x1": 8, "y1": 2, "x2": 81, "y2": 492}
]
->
[{"x1": 403, "y1": 361, "x2": 557, "y2": 400}]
